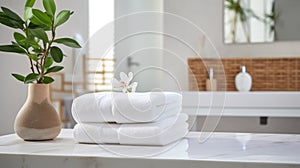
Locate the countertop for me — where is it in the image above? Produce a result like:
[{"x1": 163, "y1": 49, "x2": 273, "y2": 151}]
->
[{"x1": 0, "y1": 129, "x2": 300, "y2": 168}]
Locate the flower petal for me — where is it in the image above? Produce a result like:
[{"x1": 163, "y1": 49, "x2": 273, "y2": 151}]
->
[
  {"x1": 120, "y1": 72, "x2": 129, "y2": 84},
  {"x1": 128, "y1": 72, "x2": 133, "y2": 81}
]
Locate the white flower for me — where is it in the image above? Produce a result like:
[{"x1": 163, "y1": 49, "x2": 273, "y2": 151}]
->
[{"x1": 112, "y1": 72, "x2": 138, "y2": 93}]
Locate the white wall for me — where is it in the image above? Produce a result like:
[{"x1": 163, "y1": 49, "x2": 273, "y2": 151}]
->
[
  {"x1": 0, "y1": 0, "x2": 88, "y2": 135},
  {"x1": 275, "y1": 0, "x2": 300, "y2": 41},
  {"x1": 0, "y1": 0, "x2": 27, "y2": 136},
  {"x1": 114, "y1": 0, "x2": 164, "y2": 91}
]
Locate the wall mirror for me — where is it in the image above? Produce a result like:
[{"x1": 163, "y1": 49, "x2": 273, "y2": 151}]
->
[{"x1": 224, "y1": 0, "x2": 300, "y2": 44}]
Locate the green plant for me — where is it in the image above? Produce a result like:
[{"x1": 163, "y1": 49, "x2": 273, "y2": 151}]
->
[
  {"x1": 225, "y1": 0, "x2": 261, "y2": 43},
  {"x1": 0, "y1": 0, "x2": 81, "y2": 84},
  {"x1": 264, "y1": 1, "x2": 279, "y2": 40}
]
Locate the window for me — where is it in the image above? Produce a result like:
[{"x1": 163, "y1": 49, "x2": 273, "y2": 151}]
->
[{"x1": 87, "y1": 0, "x2": 114, "y2": 91}]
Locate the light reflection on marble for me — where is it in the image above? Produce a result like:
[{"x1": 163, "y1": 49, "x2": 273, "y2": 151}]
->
[
  {"x1": 235, "y1": 133, "x2": 252, "y2": 150},
  {"x1": 0, "y1": 129, "x2": 300, "y2": 167},
  {"x1": 187, "y1": 132, "x2": 300, "y2": 164}
]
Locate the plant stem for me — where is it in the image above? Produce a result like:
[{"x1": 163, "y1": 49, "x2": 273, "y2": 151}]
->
[
  {"x1": 26, "y1": 48, "x2": 35, "y2": 74},
  {"x1": 230, "y1": 0, "x2": 242, "y2": 43},
  {"x1": 231, "y1": 10, "x2": 238, "y2": 43},
  {"x1": 39, "y1": 19, "x2": 56, "y2": 83},
  {"x1": 241, "y1": 22, "x2": 250, "y2": 42},
  {"x1": 35, "y1": 62, "x2": 40, "y2": 74},
  {"x1": 24, "y1": 24, "x2": 35, "y2": 74},
  {"x1": 28, "y1": 58, "x2": 35, "y2": 73}
]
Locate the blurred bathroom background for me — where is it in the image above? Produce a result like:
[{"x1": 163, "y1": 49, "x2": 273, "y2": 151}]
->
[{"x1": 1, "y1": 0, "x2": 300, "y2": 135}]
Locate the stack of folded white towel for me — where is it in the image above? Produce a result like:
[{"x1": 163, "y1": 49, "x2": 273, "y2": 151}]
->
[{"x1": 71, "y1": 92, "x2": 188, "y2": 146}]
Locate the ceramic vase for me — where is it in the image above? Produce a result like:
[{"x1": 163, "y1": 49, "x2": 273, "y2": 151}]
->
[{"x1": 14, "y1": 84, "x2": 61, "y2": 140}]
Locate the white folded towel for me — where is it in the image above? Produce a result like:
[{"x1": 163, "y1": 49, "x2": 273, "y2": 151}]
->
[
  {"x1": 72, "y1": 139, "x2": 188, "y2": 157},
  {"x1": 73, "y1": 114, "x2": 188, "y2": 146},
  {"x1": 72, "y1": 92, "x2": 182, "y2": 123}
]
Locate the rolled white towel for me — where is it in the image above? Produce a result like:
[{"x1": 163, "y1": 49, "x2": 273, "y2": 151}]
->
[
  {"x1": 73, "y1": 114, "x2": 189, "y2": 146},
  {"x1": 72, "y1": 92, "x2": 182, "y2": 123}
]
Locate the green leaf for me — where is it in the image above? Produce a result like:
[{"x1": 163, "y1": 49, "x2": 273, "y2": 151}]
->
[
  {"x1": 14, "y1": 32, "x2": 30, "y2": 49},
  {"x1": 0, "y1": 11, "x2": 4, "y2": 16},
  {"x1": 0, "y1": 45, "x2": 26, "y2": 54},
  {"x1": 13, "y1": 32, "x2": 26, "y2": 42},
  {"x1": 24, "y1": 7, "x2": 33, "y2": 21},
  {"x1": 11, "y1": 73, "x2": 25, "y2": 82},
  {"x1": 25, "y1": 0, "x2": 36, "y2": 7},
  {"x1": 27, "y1": 54, "x2": 38, "y2": 61},
  {"x1": 43, "y1": 0, "x2": 56, "y2": 16},
  {"x1": 28, "y1": 22, "x2": 48, "y2": 30},
  {"x1": 32, "y1": 48, "x2": 43, "y2": 53},
  {"x1": 24, "y1": 73, "x2": 39, "y2": 84},
  {"x1": 45, "y1": 66, "x2": 63, "y2": 74},
  {"x1": 42, "y1": 25, "x2": 51, "y2": 31},
  {"x1": 44, "y1": 57, "x2": 53, "y2": 68},
  {"x1": 54, "y1": 10, "x2": 72, "y2": 28},
  {"x1": 11, "y1": 41, "x2": 19, "y2": 46},
  {"x1": 54, "y1": 38, "x2": 81, "y2": 48},
  {"x1": 0, "y1": 15, "x2": 23, "y2": 29},
  {"x1": 43, "y1": 76, "x2": 54, "y2": 84},
  {"x1": 1, "y1": 7, "x2": 24, "y2": 23},
  {"x1": 32, "y1": 9, "x2": 52, "y2": 25},
  {"x1": 50, "y1": 46, "x2": 63, "y2": 63},
  {"x1": 29, "y1": 15, "x2": 45, "y2": 26},
  {"x1": 29, "y1": 28, "x2": 48, "y2": 43},
  {"x1": 19, "y1": 38, "x2": 40, "y2": 49}
]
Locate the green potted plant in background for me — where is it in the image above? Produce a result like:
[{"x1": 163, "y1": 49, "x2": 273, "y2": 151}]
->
[
  {"x1": 225, "y1": 0, "x2": 262, "y2": 43},
  {"x1": 0, "y1": 0, "x2": 81, "y2": 140}
]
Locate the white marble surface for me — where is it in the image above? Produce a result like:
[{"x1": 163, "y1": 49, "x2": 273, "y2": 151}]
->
[{"x1": 0, "y1": 129, "x2": 300, "y2": 168}]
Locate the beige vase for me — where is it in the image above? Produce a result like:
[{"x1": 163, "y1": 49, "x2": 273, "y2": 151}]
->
[{"x1": 14, "y1": 84, "x2": 61, "y2": 141}]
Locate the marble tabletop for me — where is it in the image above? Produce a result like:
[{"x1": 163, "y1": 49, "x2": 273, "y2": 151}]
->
[{"x1": 0, "y1": 129, "x2": 300, "y2": 168}]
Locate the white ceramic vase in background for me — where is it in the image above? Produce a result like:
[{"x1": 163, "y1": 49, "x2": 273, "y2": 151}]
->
[
  {"x1": 14, "y1": 84, "x2": 61, "y2": 141},
  {"x1": 235, "y1": 66, "x2": 252, "y2": 92}
]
